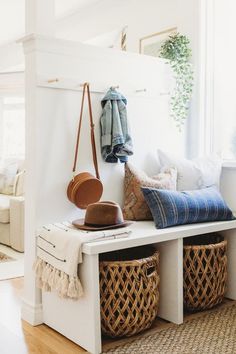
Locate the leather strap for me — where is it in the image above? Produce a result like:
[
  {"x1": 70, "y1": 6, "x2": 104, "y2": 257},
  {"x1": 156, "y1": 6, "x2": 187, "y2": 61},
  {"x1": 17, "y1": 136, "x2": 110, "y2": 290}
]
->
[{"x1": 72, "y1": 83, "x2": 100, "y2": 179}]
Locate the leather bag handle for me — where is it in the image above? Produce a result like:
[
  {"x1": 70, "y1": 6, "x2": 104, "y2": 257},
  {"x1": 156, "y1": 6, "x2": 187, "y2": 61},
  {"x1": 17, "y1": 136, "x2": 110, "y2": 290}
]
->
[{"x1": 72, "y1": 83, "x2": 100, "y2": 179}]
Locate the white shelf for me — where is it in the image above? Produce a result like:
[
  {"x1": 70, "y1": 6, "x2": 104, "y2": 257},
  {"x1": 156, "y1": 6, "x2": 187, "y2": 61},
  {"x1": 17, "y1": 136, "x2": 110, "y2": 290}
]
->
[{"x1": 82, "y1": 219, "x2": 236, "y2": 255}]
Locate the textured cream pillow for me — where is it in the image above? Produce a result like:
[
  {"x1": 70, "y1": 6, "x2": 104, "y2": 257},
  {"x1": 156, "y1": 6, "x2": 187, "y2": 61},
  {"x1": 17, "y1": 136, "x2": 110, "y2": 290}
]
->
[
  {"x1": 0, "y1": 160, "x2": 18, "y2": 195},
  {"x1": 123, "y1": 163, "x2": 177, "y2": 221},
  {"x1": 157, "y1": 149, "x2": 222, "y2": 191}
]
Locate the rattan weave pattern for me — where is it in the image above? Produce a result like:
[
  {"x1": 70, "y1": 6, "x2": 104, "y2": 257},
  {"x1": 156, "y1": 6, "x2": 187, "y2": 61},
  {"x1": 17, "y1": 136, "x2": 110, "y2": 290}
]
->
[
  {"x1": 183, "y1": 234, "x2": 227, "y2": 311},
  {"x1": 100, "y1": 249, "x2": 160, "y2": 337}
]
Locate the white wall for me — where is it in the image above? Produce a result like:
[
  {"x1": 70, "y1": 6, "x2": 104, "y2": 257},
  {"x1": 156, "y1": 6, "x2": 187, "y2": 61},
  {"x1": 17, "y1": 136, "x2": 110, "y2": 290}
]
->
[
  {"x1": 0, "y1": 42, "x2": 24, "y2": 72},
  {"x1": 26, "y1": 35, "x2": 185, "y2": 224},
  {"x1": 56, "y1": 0, "x2": 200, "y2": 158},
  {"x1": 0, "y1": 99, "x2": 3, "y2": 157}
]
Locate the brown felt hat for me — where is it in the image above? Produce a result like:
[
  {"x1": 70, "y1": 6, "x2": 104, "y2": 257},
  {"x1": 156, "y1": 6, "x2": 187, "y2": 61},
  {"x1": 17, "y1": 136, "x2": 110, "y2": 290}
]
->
[{"x1": 72, "y1": 201, "x2": 132, "y2": 231}]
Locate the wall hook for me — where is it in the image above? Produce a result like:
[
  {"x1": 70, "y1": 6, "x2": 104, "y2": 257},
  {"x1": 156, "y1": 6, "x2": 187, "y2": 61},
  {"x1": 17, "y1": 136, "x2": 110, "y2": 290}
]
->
[
  {"x1": 160, "y1": 91, "x2": 171, "y2": 96},
  {"x1": 79, "y1": 82, "x2": 90, "y2": 87},
  {"x1": 110, "y1": 85, "x2": 119, "y2": 90},
  {"x1": 135, "y1": 88, "x2": 147, "y2": 93},
  {"x1": 47, "y1": 78, "x2": 59, "y2": 84}
]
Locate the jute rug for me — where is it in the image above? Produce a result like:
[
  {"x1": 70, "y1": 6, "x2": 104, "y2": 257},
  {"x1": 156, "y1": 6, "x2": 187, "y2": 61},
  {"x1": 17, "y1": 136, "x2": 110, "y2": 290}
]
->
[
  {"x1": 0, "y1": 251, "x2": 13, "y2": 262},
  {"x1": 0, "y1": 245, "x2": 24, "y2": 280},
  {"x1": 103, "y1": 303, "x2": 236, "y2": 354}
]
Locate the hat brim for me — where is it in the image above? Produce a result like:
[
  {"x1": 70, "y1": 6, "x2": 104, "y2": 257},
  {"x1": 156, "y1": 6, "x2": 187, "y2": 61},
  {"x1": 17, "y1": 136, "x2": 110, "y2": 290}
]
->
[{"x1": 72, "y1": 219, "x2": 133, "y2": 231}]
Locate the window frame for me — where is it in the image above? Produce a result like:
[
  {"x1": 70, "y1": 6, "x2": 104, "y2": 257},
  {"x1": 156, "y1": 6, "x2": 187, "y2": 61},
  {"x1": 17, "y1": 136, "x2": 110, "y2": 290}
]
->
[
  {"x1": 1, "y1": 96, "x2": 25, "y2": 160},
  {"x1": 198, "y1": 0, "x2": 236, "y2": 163}
]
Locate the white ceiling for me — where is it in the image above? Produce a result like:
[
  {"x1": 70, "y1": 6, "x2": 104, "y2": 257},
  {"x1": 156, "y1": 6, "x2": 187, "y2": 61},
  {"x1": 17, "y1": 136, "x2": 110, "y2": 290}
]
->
[
  {"x1": 0, "y1": 0, "x2": 101, "y2": 46},
  {"x1": 0, "y1": 0, "x2": 25, "y2": 45},
  {"x1": 56, "y1": 0, "x2": 101, "y2": 18}
]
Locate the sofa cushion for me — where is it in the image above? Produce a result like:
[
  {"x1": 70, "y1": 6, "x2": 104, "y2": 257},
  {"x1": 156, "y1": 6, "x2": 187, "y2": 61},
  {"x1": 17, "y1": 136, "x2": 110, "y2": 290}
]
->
[{"x1": 0, "y1": 194, "x2": 10, "y2": 223}]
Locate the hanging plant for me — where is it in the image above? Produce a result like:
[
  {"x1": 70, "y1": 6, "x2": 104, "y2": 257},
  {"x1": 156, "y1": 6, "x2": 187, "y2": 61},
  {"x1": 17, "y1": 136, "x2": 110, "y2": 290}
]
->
[{"x1": 159, "y1": 33, "x2": 194, "y2": 130}]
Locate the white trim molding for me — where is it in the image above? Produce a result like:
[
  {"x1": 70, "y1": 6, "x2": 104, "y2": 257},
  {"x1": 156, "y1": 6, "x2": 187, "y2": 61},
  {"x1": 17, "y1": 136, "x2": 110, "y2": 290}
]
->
[
  {"x1": 198, "y1": 0, "x2": 215, "y2": 156},
  {"x1": 21, "y1": 299, "x2": 43, "y2": 326},
  {"x1": 222, "y1": 161, "x2": 236, "y2": 170}
]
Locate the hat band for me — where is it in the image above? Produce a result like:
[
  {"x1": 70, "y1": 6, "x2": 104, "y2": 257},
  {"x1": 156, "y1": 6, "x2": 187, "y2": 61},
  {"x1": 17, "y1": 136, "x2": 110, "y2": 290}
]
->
[{"x1": 84, "y1": 221, "x2": 123, "y2": 228}]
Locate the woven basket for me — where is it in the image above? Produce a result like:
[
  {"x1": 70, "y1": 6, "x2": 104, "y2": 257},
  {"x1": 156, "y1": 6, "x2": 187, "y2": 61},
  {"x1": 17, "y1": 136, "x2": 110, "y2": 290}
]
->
[
  {"x1": 183, "y1": 233, "x2": 227, "y2": 311},
  {"x1": 99, "y1": 246, "x2": 160, "y2": 338}
]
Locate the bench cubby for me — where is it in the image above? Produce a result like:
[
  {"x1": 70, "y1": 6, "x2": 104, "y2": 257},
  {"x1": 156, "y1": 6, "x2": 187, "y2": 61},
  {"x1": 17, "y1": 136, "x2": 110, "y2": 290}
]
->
[{"x1": 42, "y1": 220, "x2": 236, "y2": 354}]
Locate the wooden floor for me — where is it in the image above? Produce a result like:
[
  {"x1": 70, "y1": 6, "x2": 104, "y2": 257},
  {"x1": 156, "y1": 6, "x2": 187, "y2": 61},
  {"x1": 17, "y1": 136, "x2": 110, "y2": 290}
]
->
[
  {"x1": 0, "y1": 278, "x2": 86, "y2": 354},
  {"x1": 1, "y1": 278, "x2": 235, "y2": 354}
]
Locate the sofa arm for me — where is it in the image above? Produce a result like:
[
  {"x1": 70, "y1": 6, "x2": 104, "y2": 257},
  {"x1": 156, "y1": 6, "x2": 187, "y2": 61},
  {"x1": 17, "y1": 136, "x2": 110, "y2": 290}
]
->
[
  {"x1": 13, "y1": 170, "x2": 25, "y2": 197},
  {"x1": 10, "y1": 196, "x2": 24, "y2": 252}
]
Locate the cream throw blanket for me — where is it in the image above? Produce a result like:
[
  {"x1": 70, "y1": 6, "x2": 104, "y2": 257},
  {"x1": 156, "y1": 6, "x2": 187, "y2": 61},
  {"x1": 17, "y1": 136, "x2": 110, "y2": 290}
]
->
[{"x1": 34, "y1": 222, "x2": 131, "y2": 300}]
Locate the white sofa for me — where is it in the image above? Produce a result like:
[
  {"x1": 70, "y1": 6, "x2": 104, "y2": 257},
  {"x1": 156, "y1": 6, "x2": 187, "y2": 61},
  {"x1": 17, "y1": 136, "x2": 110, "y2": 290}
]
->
[{"x1": 0, "y1": 163, "x2": 25, "y2": 252}]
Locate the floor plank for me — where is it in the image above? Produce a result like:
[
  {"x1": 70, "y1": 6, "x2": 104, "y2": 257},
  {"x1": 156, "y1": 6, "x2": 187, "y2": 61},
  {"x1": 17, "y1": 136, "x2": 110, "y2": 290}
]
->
[
  {"x1": 23, "y1": 321, "x2": 85, "y2": 354},
  {"x1": 0, "y1": 278, "x2": 86, "y2": 354},
  {"x1": 0, "y1": 323, "x2": 28, "y2": 354}
]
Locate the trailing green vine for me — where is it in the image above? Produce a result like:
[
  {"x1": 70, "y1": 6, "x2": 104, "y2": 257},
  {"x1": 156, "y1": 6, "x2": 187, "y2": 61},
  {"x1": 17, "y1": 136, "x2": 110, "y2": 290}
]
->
[{"x1": 159, "y1": 33, "x2": 194, "y2": 130}]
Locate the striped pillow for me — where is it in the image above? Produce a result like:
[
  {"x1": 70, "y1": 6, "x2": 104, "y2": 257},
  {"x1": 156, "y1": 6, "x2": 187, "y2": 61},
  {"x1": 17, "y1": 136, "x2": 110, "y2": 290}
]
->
[{"x1": 141, "y1": 186, "x2": 235, "y2": 229}]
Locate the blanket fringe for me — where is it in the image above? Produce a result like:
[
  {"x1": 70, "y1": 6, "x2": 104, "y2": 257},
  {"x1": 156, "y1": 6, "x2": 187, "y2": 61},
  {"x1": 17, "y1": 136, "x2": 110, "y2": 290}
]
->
[{"x1": 33, "y1": 257, "x2": 83, "y2": 300}]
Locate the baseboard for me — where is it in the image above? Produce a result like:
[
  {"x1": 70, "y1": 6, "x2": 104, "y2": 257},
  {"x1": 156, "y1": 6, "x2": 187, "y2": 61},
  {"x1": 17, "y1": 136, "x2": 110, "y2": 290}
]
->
[{"x1": 21, "y1": 299, "x2": 43, "y2": 325}]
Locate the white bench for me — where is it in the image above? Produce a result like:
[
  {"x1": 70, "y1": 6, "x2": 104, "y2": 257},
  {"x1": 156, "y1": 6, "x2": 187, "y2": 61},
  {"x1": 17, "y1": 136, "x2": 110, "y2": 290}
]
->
[{"x1": 42, "y1": 220, "x2": 236, "y2": 354}]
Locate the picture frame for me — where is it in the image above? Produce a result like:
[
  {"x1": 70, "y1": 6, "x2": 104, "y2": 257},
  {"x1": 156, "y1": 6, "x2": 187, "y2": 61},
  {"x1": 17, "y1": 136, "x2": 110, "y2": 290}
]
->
[{"x1": 139, "y1": 27, "x2": 177, "y2": 57}]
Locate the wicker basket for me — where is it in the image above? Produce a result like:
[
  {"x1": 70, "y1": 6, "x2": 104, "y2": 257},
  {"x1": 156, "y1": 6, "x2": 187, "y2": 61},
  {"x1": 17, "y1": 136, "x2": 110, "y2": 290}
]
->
[
  {"x1": 183, "y1": 233, "x2": 227, "y2": 311},
  {"x1": 99, "y1": 246, "x2": 160, "y2": 338}
]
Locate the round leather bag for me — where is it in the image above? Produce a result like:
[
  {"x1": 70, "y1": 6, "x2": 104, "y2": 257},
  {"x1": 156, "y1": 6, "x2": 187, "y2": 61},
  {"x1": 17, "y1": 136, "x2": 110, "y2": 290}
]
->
[
  {"x1": 67, "y1": 83, "x2": 103, "y2": 209},
  {"x1": 67, "y1": 172, "x2": 103, "y2": 209}
]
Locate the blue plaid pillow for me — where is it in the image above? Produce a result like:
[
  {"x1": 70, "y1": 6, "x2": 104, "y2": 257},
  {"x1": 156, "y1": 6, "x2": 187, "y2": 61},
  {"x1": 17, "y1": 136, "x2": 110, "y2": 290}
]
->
[{"x1": 141, "y1": 186, "x2": 235, "y2": 229}]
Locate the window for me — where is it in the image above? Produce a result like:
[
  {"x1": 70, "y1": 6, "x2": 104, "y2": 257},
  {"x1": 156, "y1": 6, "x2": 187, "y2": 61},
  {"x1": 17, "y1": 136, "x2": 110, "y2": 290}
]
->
[
  {"x1": 200, "y1": 0, "x2": 236, "y2": 161},
  {"x1": 0, "y1": 96, "x2": 25, "y2": 159},
  {"x1": 214, "y1": 108, "x2": 236, "y2": 161},
  {"x1": 213, "y1": 5, "x2": 236, "y2": 161}
]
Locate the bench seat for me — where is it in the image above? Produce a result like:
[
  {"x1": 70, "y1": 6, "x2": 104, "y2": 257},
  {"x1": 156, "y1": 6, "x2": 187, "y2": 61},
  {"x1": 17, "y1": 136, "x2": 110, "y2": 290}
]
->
[{"x1": 82, "y1": 219, "x2": 236, "y2": 255}]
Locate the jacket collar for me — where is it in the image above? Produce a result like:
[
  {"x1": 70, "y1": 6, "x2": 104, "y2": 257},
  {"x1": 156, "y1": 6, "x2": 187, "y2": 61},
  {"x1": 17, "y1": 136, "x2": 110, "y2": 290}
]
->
[{"x1": 101, "y1": 88, "x2": 127, "y2": 107}]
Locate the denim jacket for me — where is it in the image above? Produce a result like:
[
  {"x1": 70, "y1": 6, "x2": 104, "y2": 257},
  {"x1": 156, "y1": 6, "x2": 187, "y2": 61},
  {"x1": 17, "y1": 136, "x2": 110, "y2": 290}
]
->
[{"x1": 100, "y1": 88, "x2": 133, "y2": 163}]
